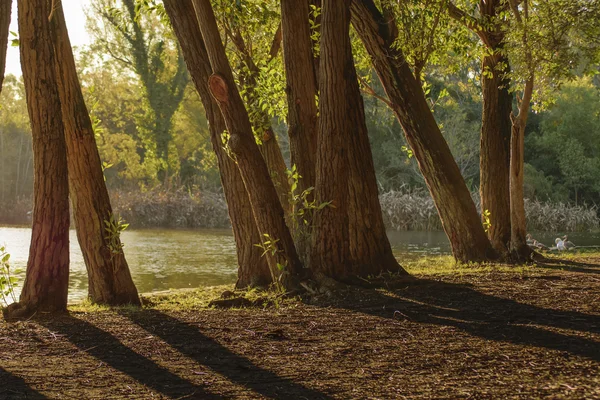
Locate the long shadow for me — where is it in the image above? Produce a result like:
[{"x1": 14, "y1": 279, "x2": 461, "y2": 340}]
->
[
  {"x1": 536, "y1": 258, "x2": 600, "y2": 274},
  {"x1": 0, "y1": 366, "x2": 47, "y2": 399},
  {"x1": 339, "y1": 279, "x2": 600, "y2": 362},
  {"x1": 121, "y1": 309, "x2": 333, "y2": 400},
  {"x1": 39, "y1": 317, "x2": 222, "y2": 399}
]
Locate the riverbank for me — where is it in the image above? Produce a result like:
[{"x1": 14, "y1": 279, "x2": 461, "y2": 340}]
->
[
  {"x1": 1, "y1": 255, "x2": 599, "y2": 399},
  {"x1": 2, "y1": 187, "x2": 599, "y2": 232}
]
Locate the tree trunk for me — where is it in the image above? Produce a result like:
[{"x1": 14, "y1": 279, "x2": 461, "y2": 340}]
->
[
  {"x1": 281, "y1": 0, "x2": 319, "y2": 260},
  {"x1": 310, "y1": 0, "x2": 352, "y2": 278},
  {"x1": 510, "y1": 75, "x2": 534, "y2": 260},
  {"x1": 4, "y1": 0, "x2": 70, "y2": 318},
  {"x1": 0, "y1": 0, "x2": 10, "y2": 95},
  {"x1": 162, "y1": 0, "x2": 271, "y2": 288},
  {"x1": 50, "y1": 1, "x2": 140, "y2": 306},
  {"x1": 311, "y1": 0, "x2": 405, "y2": 279},
  {"x1": 480, "y1": 49, "x2": 512, "y2": 255},
  {"x1": 257, "y1": 127, "x2": 291, "y2": 215},
  {"x1": 193, "y1": 0, "x2": 304, "y2": 290},
  {"x1": 510, "y1": 120, "x2": 530, "y2": 258},
  {"x1": 351, "y1": 0, "x2": 495, "y2": 263}
]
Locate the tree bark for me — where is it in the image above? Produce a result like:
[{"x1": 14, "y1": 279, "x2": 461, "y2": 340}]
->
[
  {"x1": 281, "y1": 0, "x2": 319, "y2": 261},
  {"x1": 351, "y1": 0, "x2": 495, "y2": 263},
  {"x1": 0, "y1": 0, "x2": 10, "y2": 95},
  {"x1": 162, "y1": 0, "x2": 271, "y2": 288},
  {"x1": 509, "y1": 0, "x2": 534, "y2": 260},
  {"x1": 310, "y1": 0, "x2": 352, "y2": 278},
  {"x1": 50, "y1": 1, "x2": 140, "y2": 306},
  {"x1": 4, "y1": 0, "x2": 70, "y2": 318},
  {"x1": 281, "y1": 0, "x2": 318, "y2": 195},
  {"x1": 193, "y1": 0, "x2": 304, "y2": 290},
  {"x1": 311, "y1": 0, "x2": 405, "y2": 279},
  {"x1": 480, "y1": 46, "x2": 512, "y2": 255}
]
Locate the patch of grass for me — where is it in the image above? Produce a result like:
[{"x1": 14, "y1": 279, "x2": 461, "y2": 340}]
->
[{"x1": 402, "y1": 255, "x2": 533, "y2": 276}]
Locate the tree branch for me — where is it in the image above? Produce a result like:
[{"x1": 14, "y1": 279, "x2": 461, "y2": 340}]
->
[
  {"x1": 446, "y1": 1, "x2": 491, "y2": 47},
  {"x1": 358, "y1": 75, "x2": 393, "y2": 108}
]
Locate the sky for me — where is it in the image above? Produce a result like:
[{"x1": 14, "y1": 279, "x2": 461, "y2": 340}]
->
[{"x1": 5, "y1": 0, "x2": 92, "y2": 76}]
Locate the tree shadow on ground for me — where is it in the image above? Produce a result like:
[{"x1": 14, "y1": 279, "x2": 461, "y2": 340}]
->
[
  {"x1": 38, "y1": 317, "x2": 223, "y2": 400},
  {"x1": 337, "y1": 278, "x2": 600, "y2": 361},
  {"x1": 535, "y1": 258, "x2": 600, "y2": 274},
  {"x1": 120, "y1": 309, "x2": 333, "y2": 400},
  {"x1": 0, "y1": 366, "x2": 47, "y2": 399}
]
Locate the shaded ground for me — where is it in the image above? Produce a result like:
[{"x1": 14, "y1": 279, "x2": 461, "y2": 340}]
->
[{"x1": 1, "y1": 256, "x2": 599, "y2": 399}]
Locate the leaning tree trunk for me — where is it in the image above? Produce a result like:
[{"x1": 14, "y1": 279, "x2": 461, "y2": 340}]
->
[
  {"x1": 281, "y1": 0, "x2": 319, "y2": 260},
  {"x1": 257, "y1": 127, "x2": 291, "y2": 214},
  {"x1": 50, "y1": 2, "x2": 140, "y2": 306},
  {"x1": 4, "y1": 0, "x2": 70, "y2": 318},
  {"x1": 193, "y1": 0, "x2": 304, "y2": 290},
  {"x1": 163, "y1": 0, "x2": 271, "y2": 288},
  {"x1": 351, "y1": 0, "x2": 495, "y2": 263},
  {"x1": 0, "y1": 0, "x2": 10, "y2": 95}
]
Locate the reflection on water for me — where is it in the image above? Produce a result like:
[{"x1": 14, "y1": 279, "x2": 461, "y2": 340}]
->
[{"x1": 1, "y1": 227, "x2": 598, "y2": 303}]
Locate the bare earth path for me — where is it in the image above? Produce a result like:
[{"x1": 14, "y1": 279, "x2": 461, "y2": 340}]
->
[{"x1": 1, "y1": 256, "x2": 599, "y2": 399}]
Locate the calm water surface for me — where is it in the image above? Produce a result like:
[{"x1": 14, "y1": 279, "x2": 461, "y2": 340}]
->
[{"x1": 1, "y1": 227, "x2": 598, "y2": 302}]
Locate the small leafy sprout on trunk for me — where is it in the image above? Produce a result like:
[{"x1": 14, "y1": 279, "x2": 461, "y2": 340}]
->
[
  {"x1": 0, "y1": 245, "x2": 19, "y2": 307},
  {"x1": 104, "y1": 213, "x2": 129, "y2": 256}
]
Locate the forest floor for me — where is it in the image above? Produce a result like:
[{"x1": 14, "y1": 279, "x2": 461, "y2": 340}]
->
[{"x1": 1, "y1": 253, "x2": 599, "y2": 399}]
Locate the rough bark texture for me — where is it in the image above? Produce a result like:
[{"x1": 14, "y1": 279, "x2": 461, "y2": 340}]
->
[
  {"x1": 162, "y1": 0, "x2": 271, "y2": 288},
  {"x1": 351, "y1": 0, "x2": 495, "y2": 263},
  {"x1": 311, "y1": 0, "x2": 403, "y2": 279},
  {"x1": 4, "y1": 0, "x2": 70, "y2": 318},
  {"x1": 50, "y1": 1, "x2": 140, "y2": 306},
  {"x1": 509, "y1": 0, "x2": 533, "y2": 261},
  {"x1": 510, "y1": 119, "x2": 530, "y2": 258},
  {"x1": 0, "y1": 0, "x2": 10, "y2": 95},
  {"x1": 281, "y1": 0, "x2": 319, "y2": 261},
  {"x1": 281, "y1": 0, "x2": 318, "y2": 194},
  {"x1": 480, "y1": 48, "x2": 512, "y2": 255},
  {"x1": 478, "y1": 1, "x2": 513, "y2": 255},
  {"x1": 310, "y1": 0, "x2": 352, "y2": 278},
  {"x1": 193, "y1": 0, "x2": 304, "y2": 290}
]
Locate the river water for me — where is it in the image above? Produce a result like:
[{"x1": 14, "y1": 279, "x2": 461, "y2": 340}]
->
[{"x1": 1, "y1": 227, "x2": 598, "y2": 302}]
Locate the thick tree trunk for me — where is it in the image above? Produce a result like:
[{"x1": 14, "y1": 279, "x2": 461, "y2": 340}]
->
[
  {"x1": 162, "y1": 0, "x2": 271, "y2": 288},
  {"x1": 311, "y1": 0, "x2": 405, "y2": 279},
  {"x1": 281, "y1": 0, "x2": 319, "y2": 261},
  {"x1": 310, "y1": 0, "x2": 352, "y2": 278},
  {"x1": 50, "y1": 1, "x2": 140, "y2": 306},
  {"x1": 193, "y1": 0, "x2": 304, "y2": 290},
  {"x1": 351, "y1": 0, "x2": 495, "y2": 263},
  {"x1": 4, "y1": 0, "x2": 70, "y2": 318},
  {"x1": 0, "y1": 0, "x2": 10, "y2": 95},
  {"x1": 480, "y1": 49, "x2": 512, "y2": 255}
]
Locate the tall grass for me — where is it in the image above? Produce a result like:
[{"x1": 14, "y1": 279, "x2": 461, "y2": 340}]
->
[
  {"x1": 111, "y1": 188, "x2": 230, "y2": 229},
  {"x1": 380, "y1": 186, "x2": 600, "y2": 232},
  {"x1": 2, "y1": 186, "x2": 598, "y2": 232}
]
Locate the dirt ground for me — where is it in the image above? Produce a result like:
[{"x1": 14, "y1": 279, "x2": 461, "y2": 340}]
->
[{"x1": 1, "y1": 256, "x2": 599, "y2": 399}]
